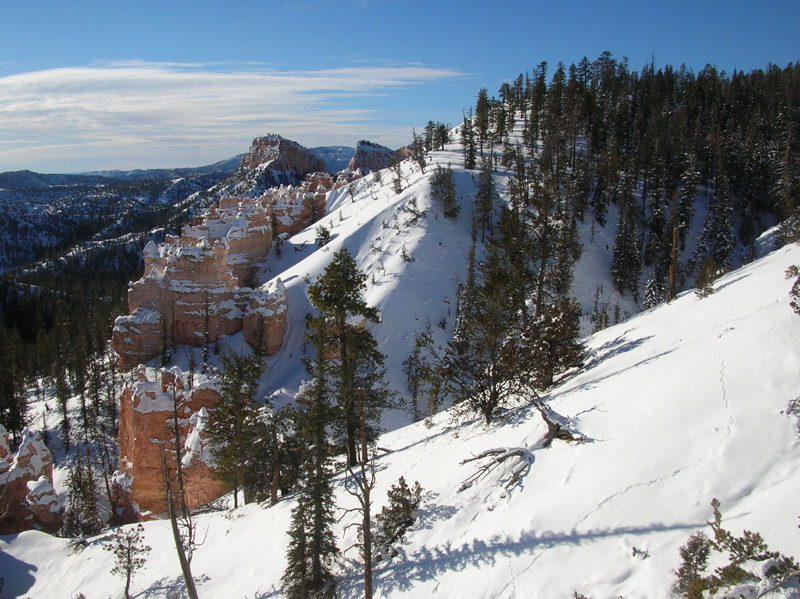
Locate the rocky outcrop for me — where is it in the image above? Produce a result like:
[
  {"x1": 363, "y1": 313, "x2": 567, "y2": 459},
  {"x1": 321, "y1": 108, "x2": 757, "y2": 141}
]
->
[
  {"x1": 221, "y1": 135, "x2": 326, "y2": 197},
  {"x1": 243, "y1": 135, "x2": 325, "y2": 173},
  {"x1": 113, "y1": 366, "x2": 225, "y2": 520},
  {"x1": 111, "y1": 194, "x2": 290, "y2": 370},
  {"x1": 111, "y1": 135, "x2": 369, "y2": 515},
  {"x1": 111, "y1": 166, "x2": 358, "y2": 371},
  {"x1": 0, "y1": 426, "x2": 62, "y2": 534},
  {"x1": 346, "y1": 140, "x2": 397, "y2": 173}
]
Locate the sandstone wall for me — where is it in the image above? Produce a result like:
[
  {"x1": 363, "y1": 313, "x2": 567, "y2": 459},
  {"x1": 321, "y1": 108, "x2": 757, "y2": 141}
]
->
[
  {"x1": 111, "y1": 194, "x2": 288, "y2": 371},
  {"x1": 110, "y1": 136, "x2": 367, "y2": 516},
  {"x1": 114, "y1": 366, "x2": 226, "y2": 520},
  {"x1": 0, "y1": 426, "x2": 62, "y2": 534},
  {"x1": 347, "y1": 140, "x2": 397, "y2": 173}
]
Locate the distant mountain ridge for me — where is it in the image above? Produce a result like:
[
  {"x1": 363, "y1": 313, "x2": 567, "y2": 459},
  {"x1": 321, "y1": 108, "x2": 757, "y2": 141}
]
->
[
  {"x1": 79, "y1": 154, "x2": 246, "y2": 181},
  {"x1": 0, "y1": 156, "x2": 243, "y2": 273},
  {"x1": 311, "y1": 145, "x2": 355, "y2": 173}
]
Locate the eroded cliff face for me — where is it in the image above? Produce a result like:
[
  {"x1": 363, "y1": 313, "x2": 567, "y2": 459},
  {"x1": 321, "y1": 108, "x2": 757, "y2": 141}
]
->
[
  {"x1": 110, "y1": 195, "x2": 290, "y2": 371},
  {"x1": 346, "y1": 140, "x2": 397, "y2": 173},
  {"x1": 111, "y1": 164, "x2": 358, "y2": 371},
  {"x1": 110, "y1": 135, "x2": 366, "y2": 517},
  {"x1": 0, "y1": 426, "x2": 62, "y2": 534},
  {"x1": 113, "y1": 366, "x2": 224, "y2": 521},
  {"x1": 226, "y1": 134, "x2": 326, "y2": 196}
]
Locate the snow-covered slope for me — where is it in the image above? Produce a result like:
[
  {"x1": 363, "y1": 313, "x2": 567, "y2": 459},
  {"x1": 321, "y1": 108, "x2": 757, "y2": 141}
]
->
[
  {"x1": 4, "y1": 230, "x2": 799, "y2": 598},
  {"x1": 247, "y1": 145, "x2": 475, "y2": 429}
]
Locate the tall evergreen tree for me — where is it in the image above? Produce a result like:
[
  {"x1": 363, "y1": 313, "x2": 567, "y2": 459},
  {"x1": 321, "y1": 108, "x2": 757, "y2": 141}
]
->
[
  {"x1": 695, "y1": 174, "x2": 735, "y2": 272},
  {"x1": 307, "y1": 249, "x2": 390, "y2": 467},
  {"x1": 207, "y1": 349, "x2": 264, "y2": 507},
  {"x1": 677, "y1": 154, "x2": 700, "y2": 248},
  {"x1": 430, "y1": 164, "x2": 459, "y2": 219},
  {"x1": 282, "y1": 352, "x2": 338, "y2": 598},
  {"x1": 474, "y1": 156, "x2": 497, "y2": 242},
  {"x1": 611, "y1": 197, "x2": 643, "y2": 301},
  {"x1": 475, "y1": 88, "x2": 491, "y2": 155},
  {"x1": 460, "y1": 109, "x2": 477, "y2": 170}
]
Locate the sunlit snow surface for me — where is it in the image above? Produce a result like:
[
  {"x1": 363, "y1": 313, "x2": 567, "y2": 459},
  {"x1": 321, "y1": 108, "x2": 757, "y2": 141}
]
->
[
  {"x1": 2, "y1": 133, "x2": 799, "y2": 597},
  {"x1": 3, "y1": 200, "x2": 799, "y2": 598}
]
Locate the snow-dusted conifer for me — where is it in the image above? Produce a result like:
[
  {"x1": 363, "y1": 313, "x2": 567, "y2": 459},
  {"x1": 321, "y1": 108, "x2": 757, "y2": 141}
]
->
[
  {"x1": 282, "y1": 366, "x2": 338, "y2": 599},
  {"x1": 610, "y1": 202, "x2": 642, "y2": 302},
  {"x1": 374, "y1": 476, "x2": 422, "y2": 561},
  {"x1": 643, "y1": 273, "x2": 665, "y2": 309},
  {"x1": 695, "y1": 176, "x2": 735, "y2": 271},
  {"x1": 207, "y1": 349, "x2": 264, "y2": 507},
  {"x1": 307, "y1": 248, "x2": 390, "y2": 467},
  {"x1": 460, "y1": 109, "x2": 477, "y2": 170},
  {"x1": 430, "y1": 164, "x2": 459, "y2": 219},
  {"x1": 103, "y1": 523, "x2": 151, "y2": 599}
]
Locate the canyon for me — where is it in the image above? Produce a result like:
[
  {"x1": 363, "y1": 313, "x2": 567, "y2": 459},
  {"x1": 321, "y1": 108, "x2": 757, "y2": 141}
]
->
[{"x1": 109, "y1": 135, "x2": 394, "y2": 519}]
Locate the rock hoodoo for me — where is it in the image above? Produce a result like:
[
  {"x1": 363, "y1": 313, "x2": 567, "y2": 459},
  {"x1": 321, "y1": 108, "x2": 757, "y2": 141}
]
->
[
  {"x1": 0, "y1": 426, "x2": 62, "y2": 534},
  {"x1": 111, "y1": 135, "x2": 368, "y2": 517},
  {"x1": 111, "y1": 193, "x2": 292, "y2": 370},
  {"x1": 114, "y1": 366, "x2": 223, "y2": 520}
]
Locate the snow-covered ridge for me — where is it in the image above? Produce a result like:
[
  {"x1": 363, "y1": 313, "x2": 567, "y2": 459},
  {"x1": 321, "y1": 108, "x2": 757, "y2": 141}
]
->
[{"x1": 4, "y1": 234, "x2": 799, "y2": 598}]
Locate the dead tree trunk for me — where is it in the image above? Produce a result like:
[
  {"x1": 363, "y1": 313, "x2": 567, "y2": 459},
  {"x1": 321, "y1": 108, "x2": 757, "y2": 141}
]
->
[
  {"x1": 460, "y1": 403, "x2": 583, "y2": 492},
  {"x1": 343, "y1": 391, "x2": 375, "y2": 599},
  {"x1": 162, "y1": 452, "x2": 200, "y2": 599}
]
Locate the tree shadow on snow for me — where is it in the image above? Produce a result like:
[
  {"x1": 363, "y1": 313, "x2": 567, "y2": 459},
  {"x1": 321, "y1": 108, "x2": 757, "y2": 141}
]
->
[
  {"x1": 581, "y1": 332, "x2": 654, "y2": 373},
  {"x1": 0, "y1": 541, "x2": 37, "y2": 598},
  {"x1": 138, "y1": 574, "x2": 210, "y2": 599},
  {"x1": 414, "y1": 494, "x2": 458, "y2": 531},
  {"x1": 350, "y1": 520, "x2": 702, "y2": 596}
]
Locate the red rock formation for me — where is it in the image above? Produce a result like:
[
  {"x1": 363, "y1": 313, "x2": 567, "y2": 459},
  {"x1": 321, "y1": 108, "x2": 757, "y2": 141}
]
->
[
  {"x1": 111, "y1": 136, "x2": 368, "y2": 515},
  {"x1": 111, "y1": 195, "x2": 288, "y2": 371},
  {"x1": 0, "y1": 427, "x2": 62, "y2": 534},
  {"x1": 114, "y1": 366, "x2": 226, "y2": 520},
  {"x1": 346, "y1": 140, "x2": 397, "y2": 173},
  {"x1": 242, "y1": 134, "x2": 325, "y2": 173}
]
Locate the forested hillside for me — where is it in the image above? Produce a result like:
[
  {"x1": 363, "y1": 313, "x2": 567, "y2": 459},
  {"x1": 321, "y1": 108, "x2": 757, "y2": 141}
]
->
[{"x1": 1, "y1": 53, "x2": 799, "y2": 599}]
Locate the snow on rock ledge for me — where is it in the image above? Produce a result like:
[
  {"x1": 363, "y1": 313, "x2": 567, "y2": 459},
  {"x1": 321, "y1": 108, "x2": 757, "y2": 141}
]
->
[
  {"x1": 0, "y1": 426, "x2": 62, "y2": 534},
  {"x1": 114, "y1": 366, "x2": 225, "y2": 522}
]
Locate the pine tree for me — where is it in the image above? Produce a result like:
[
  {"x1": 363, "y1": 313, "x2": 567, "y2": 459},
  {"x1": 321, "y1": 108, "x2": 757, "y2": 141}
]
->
[
  {"x1": 695, "y1": 177, "x2": 735, "y2": 271},
  {"x1": 460, "y1": 110, "x2": 477, "y2": 170},
  {"x1": 411, "y1": 129, "x2": 426, "y2": 173},
  {"x1": 474, "y1": 156, "x2": 496, "y2": 242},
  {"x1": 643, "y1": 272, "x2": 665, "y2": 309},
  {"x1": 475, "y1": 88, "x2": 491, "y2": 155},
  {"x1": 374, "y1": 477, "x2": 422, "y2": 561},
  {"x1": 307, "y1": 250, "x2": 392, "y2": 599},
  {"x1": 695, "y1": 257, "x2": 719, "y2": 298},
  {"x1": 238, "y1": 401, "x2": 298, "y2": 505},
  {"x1": 63, "y1": 450, "x2": 102, "y2": 538},
  {"x1": 207, "y1": 349, "x2": 264, "y2": 507},
  {"x1": 307, "y1": 248, "x2": 391, "y2": 467},
  {"x1": 0, "y1": 327, "x2": 27, "y2": 442},
  {"x1": 390, "y1": 155, "x2": 403, "y2": 195},
  {"x1": 282, "y1": 372, "x2": 338, "y2": 599},
  {"x1": 677, "y1": 154, "x2": 699, "y2": 248},
  {"x1": 103, "y1": 524, "x2": 152, "y2": 599},
  {"x1": 429, "y1": 164, "x2": 459, "y2": 219},
  {"x1": 416, "y1": 237, "x2": 529, "y2": 424},
  {"x1": 523, "y1": 296, "x2": 583, "y2": 389},
  {"x1": 610, "y1": 200, "x2": 643, "y2": 301}
]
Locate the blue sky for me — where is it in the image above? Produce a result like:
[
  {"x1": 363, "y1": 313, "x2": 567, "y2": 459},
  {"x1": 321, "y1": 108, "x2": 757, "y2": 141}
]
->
[{"x1": 1, "y1": 0, "x2": 798, "y2": 173}]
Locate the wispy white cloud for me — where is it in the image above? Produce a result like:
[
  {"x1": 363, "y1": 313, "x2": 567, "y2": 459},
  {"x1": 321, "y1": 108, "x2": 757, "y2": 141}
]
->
[{"x1": 0, "y1": 61, "x2": 463, "y2": 172}]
